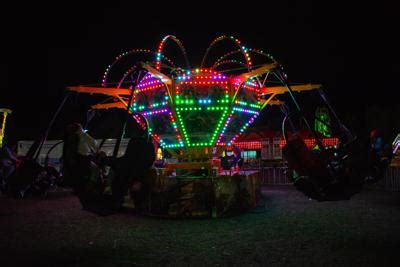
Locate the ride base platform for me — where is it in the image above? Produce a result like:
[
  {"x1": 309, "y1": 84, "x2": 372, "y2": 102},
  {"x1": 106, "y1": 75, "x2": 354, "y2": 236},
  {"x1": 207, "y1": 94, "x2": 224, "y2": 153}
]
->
[{"x1": 143, "y1": 170, "x2": 261, "y2": 218}]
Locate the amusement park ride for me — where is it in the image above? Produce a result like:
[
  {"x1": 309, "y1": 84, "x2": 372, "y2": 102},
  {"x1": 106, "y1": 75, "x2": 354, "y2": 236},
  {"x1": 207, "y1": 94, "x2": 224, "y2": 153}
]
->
[
  {"x1": 65, "y1": 35, "x2": 385, "y2": 217},
  {"x1": 68, "y1": 35, "x2": 320, "y2": 170}
]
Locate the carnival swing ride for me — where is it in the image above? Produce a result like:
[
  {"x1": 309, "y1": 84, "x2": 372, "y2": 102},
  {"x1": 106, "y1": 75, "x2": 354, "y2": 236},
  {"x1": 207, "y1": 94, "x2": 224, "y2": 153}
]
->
[{"x1": 68, "y1": 35, "x2": 380, "y2": 217}]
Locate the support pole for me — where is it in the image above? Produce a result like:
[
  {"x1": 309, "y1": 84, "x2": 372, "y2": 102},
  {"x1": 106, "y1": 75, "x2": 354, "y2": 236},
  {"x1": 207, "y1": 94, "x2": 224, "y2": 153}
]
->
[
  {"x1": 0, "y1": 111, "x2": 9, "y2": 148},
  {"x1": 274, "y1": 71, "x2": 325, "y2": 150},
  {"x1": 32, "y1": 93, "x2": 71, "y2": 161},
  {"x1": 113, "y1": 71, "x2": 142, "y2": 158},
  {"x1": 280, "y1": 104, "x2": 297, "y2": 141},
  {"x1": 318, "y1": 89, "x2": 353, "y2": 143}
]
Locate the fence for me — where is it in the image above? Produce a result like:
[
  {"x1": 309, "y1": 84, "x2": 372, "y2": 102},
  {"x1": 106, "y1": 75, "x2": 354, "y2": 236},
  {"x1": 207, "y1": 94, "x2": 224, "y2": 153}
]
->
[
  {"x1": 258, "y1": 167, "x2": 400, "y2": 188},
  {"x1": 260, "y1": 167, "x2": 292, "y2": 185},
  {"x1": 245, "y1": 165, "x2": 400, "y2": 188},
  {"x1": 242, "y1": 165, "x2": 292, "y2": 185},
  {"x1": 382, "y1": 167, "x2": 400, "y2": 191},
  {"x1": 258, "y1": 166, "x2": 400, "y2": 188}
]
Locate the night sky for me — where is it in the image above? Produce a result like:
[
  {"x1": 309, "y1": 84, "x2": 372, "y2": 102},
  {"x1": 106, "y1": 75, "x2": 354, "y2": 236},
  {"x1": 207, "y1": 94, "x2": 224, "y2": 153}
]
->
[{"x1": 1, "y1": 1, "x2": 399, "y2": 143}]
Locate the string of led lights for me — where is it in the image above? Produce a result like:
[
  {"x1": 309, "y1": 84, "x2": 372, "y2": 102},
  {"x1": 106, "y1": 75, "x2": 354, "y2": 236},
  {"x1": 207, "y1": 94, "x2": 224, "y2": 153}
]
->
[
  {"x1": 102, "y1": 49, "x2": 176, "y2": 87},
  {"x1": 212, "y1": 48, "x2": 287, "y2": 80},
  {"x1": 213, "y1": 59, "x2": 247, "y2": 69},
  {"x1": 201, "y1": 35, "x2": 253, "y2": 71},
  {"x1": 155, "y1": 35, "x2": 190, "y2": 71},
  {"x1": 69, "y1": 35, "x2": 322, "y2": 153},
  {"x1": 126, "y1": 36, "x2": 270, "y2": 149}
]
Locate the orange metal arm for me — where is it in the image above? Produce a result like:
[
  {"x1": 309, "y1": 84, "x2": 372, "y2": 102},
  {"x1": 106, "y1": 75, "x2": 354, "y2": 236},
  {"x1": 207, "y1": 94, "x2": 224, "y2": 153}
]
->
[
  {"x1": 268, "y1": 100, "x2": 285, "y2": 105},
  {"x1": 233, "y1": 63, "x2": 277, "y2": 83},
  {"x1": 260, "y1": 84, "x2": 322, "y2": 95},
  {"x1": 140, "y1": 62, "x2": 172, "y2": 85},
  {"x1": 67, "y1": 86, "x2": 132, "y2": 96},
  {"x1": 91, "y1": 102, "x2": 127, "y2": 110}
]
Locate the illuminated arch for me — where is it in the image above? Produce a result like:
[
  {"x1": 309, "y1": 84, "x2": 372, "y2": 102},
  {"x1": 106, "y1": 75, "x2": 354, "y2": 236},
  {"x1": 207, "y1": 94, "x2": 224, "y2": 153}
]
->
[
  {"x1": 155, "y1": 35, "x2": 190, "y2": 71},
  {"x1": 102, "y1": 49, "x2": 176, "y2": 87},
  {"x1": 201, "y1": 35, "x2": 253, "y2": 71}
]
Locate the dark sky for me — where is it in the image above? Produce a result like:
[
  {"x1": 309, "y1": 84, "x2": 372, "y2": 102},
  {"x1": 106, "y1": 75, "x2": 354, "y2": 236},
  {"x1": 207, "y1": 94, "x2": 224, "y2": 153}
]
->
[{"x1": 1, "y1": 1, "x2": 399, "y2": 142}]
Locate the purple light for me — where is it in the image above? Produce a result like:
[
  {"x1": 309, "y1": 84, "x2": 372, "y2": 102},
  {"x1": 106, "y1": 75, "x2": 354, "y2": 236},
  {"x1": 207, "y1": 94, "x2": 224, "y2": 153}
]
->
[{"x1": 141, "y1": 108, "x2": 169, "y2": 116}]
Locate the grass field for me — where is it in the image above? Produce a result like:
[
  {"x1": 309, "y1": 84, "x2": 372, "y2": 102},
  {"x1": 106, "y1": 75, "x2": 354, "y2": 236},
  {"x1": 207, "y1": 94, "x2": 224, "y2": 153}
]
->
[{"x1": 1, "y1": 185, "x2": 399, "y2": 266}]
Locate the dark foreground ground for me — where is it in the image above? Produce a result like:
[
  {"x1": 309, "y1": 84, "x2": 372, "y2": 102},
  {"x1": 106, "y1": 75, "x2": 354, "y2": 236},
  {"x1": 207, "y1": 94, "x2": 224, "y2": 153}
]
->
[{"x1": 1, "y1": 185, "x2": 399, "y2": 267}]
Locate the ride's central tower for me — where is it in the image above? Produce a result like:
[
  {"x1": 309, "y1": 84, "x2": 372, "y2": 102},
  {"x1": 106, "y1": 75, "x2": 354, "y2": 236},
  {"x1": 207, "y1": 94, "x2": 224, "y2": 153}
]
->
[{"x1": 68, "y1": 34, "x2": 320, "y2": 162}]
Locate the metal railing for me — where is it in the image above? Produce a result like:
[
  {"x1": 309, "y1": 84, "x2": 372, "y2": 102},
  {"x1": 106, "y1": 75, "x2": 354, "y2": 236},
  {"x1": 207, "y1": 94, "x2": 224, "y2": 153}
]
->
[
  {"x1": 260, "y1": 167, "x2": 292, "y2": 185},
  {"x1": 243, "y1": 163, "x2": 400, "y2": 189},
  {"x1": 382, "y1": 167, "x2": 400, "y2": 191},
  {"x1": 242, "y1": 160, "x2": 292, "y2": 185}
]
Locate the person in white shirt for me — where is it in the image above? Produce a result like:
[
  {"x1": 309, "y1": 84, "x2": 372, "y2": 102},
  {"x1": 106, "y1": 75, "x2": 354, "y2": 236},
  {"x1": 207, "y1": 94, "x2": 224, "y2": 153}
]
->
[
  {"x1": 76, "y1": 125, "x2": 98, "y2": 156},
  {"x1": 63, "y1": 123, "x2": 101, "y2": 209}
]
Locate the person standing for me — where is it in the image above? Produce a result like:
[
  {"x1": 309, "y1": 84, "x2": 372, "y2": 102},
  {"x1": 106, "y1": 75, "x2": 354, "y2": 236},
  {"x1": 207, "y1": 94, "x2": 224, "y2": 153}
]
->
[
  {"x1": 111, "y1": 134, "x2": 155, "y2": 211},
  {"x1": 62, "y1": 123, "x2": 99, "y2": 208}
]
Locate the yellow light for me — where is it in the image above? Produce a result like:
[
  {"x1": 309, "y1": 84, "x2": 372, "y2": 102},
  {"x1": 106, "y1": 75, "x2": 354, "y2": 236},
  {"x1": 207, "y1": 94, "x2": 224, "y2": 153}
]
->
[
  {"x1": 156, "y1": 148, "x2": 163, "y2": 160},
  {"x1": 0, "y1": 110, "x2": 11, "y2": 148}
]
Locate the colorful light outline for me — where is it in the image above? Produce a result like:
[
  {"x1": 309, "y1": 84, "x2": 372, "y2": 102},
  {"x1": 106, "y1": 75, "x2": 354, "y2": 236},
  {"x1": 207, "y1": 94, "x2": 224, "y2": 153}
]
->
[{"x1": 82, "y1": 35, "x2": 321, "y2": 153}]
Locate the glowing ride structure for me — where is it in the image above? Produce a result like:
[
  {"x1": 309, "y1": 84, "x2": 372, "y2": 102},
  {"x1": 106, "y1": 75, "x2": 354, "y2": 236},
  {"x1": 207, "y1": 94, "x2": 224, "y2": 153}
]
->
[
  {"x1": 68, "y1": 35, "x2": 321, "y2": 172},
  {"x1": 67, "y1": 35, "x2": 376, "y2": 216}
]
